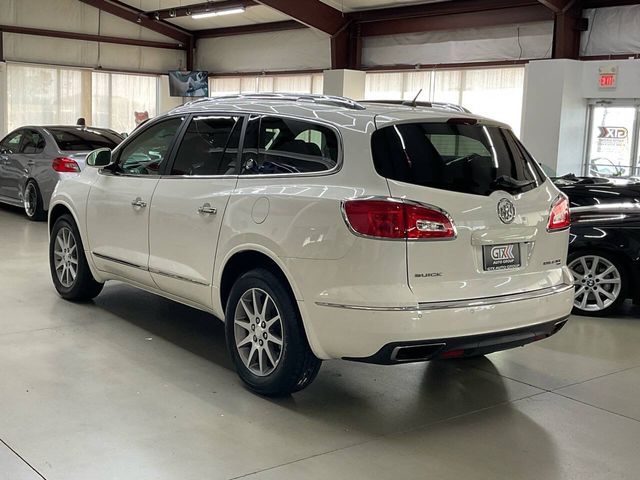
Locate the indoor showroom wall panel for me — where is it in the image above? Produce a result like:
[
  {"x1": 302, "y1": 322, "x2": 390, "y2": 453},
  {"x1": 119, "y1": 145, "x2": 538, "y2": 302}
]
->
[
  {"x1": 1, "y1": 0, "x2": 173, "y2": 43},
  {"x1": 581, "y1": 6, "x2": 640, "y2": 56},
  {"x1": 362, "y1": 22, "x2": 553, "y2": 67},
  {"x1": 2, "y1": 33, "x2": 184, "y2": 73},
  {"x1": 197, "y1": 29, "x2": 331, "y2": 73}
]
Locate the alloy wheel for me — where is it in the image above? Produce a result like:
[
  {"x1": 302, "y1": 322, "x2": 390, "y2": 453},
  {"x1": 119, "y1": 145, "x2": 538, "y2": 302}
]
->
[
  {"x1": 24, "y1": 183, "x2": 38, "y2": 218},
  {"x1": 233, "y1": 288, "x2": 284, "y2": 377},
  {"x1": 568, "y1": 255, "x2": 622, "y2": 312},
  {"x1": 53, "y1": 227, "x2": 79, "y2": 288}
]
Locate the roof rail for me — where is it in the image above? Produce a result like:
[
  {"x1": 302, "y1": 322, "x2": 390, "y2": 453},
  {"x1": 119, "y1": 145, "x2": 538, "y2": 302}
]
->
[
  {"x1": 186, "y1": 93, "x2": 366, "y2": 110},
  {"x1": 361, "y1": 100, "x2": 471, "y2": 114}
]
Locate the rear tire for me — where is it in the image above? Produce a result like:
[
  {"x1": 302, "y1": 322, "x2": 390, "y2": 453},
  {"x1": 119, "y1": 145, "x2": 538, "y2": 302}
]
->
[
  {"x1": 49, "y1": 214, "x2": 104, "y2": 301},
  {"x1": 225, "y1": 268, "x2": 321, "y2": 396},
  {"x1": 24, "y1": 180, "x2": 46, "y2": 221},
  {"x1": 567, "y1": 250, "x2": 627, "y2": 316}
]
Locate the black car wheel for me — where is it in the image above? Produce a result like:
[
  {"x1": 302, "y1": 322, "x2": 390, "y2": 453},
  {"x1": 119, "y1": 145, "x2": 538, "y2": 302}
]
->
[
  {"x1": 24, "y1": 180, "x2": 46, "y2": 221},
  {"x1": 568, "y1": 251, "x2": 627, "y2": 316},
  {"x1": 50, "y1": 214, "x2": 104, "y2": 301},
  {"x1": 225, "y1": 268, "x2": 321, "y2": 396}
]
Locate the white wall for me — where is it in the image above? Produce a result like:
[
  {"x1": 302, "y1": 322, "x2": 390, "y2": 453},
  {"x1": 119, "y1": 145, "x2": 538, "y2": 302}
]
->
[
  {"x1": 581, "y1": 6, "x2": 640, "y2": 56},
  {"x1": 521, "y1": 58, "x2": 640, "y2": 176},
  {"x1": 196, "y1": 29, "x2": 330, "y2": 73},
  {"x1": 362, "y1": 22, "x2": 553, "y2": 67},
  {"x1": 0, "y1": 0, "x2": 185, "y2": 72}
]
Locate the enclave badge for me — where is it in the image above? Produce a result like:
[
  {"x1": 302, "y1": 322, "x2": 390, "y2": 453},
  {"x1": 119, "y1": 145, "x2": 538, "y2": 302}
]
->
[{"x1": 497, "y1": 198, "x2": 516, "y2": 224}]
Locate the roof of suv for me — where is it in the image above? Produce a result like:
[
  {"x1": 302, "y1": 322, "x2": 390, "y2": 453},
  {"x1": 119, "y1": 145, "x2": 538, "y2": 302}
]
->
[{"x1": 169, "y1": 94, "x2": 509, "y2": 132}]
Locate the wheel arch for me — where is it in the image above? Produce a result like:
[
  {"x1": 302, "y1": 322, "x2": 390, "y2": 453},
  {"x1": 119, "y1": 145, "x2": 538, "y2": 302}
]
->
[{"x1": 218, "y1": 249, "x2": 302, "y2": 313}]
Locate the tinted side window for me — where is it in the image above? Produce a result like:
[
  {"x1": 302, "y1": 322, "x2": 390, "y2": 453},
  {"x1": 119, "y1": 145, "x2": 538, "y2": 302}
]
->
[
  {"x1": 241, "y1": 116, "x2": 338, "y2": 175},
  {"x1": 21, "y1": 130, "x2": 46, "y2": 154},
  {"x1": 116, "y1": 117, "x2": 183, "y2": 175},
  {"x1": 1, "y1": 131, "x2": 23, "y2": 153},
  {"x1": 171, "y1": 116, "x2": 242, "y2": 176},
  {"x1": 47, "y1": 127, "x2": 122, "y2": 151}
]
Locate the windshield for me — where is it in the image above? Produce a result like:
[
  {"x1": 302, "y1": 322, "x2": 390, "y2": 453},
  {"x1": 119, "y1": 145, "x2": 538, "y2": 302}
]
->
[
  {"x1": 371, "y1": 122, "x2": 545, "y2": 196},
  {"x1": 47, "y1": 127, "x2": 122, "y2": 152}
]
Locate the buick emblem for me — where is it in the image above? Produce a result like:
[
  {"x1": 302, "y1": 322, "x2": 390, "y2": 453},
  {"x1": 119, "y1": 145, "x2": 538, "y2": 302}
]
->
[{"x1": 497, "y1": 198, "x2": 516, "y2": 224}]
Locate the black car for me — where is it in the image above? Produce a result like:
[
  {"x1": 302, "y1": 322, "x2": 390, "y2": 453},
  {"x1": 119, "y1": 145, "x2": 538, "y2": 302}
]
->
[{"x1": 554, "y1": 175, "x2": 640, "y2": 316}]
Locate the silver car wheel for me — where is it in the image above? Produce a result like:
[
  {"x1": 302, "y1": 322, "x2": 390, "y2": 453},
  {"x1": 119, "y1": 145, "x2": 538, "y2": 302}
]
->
[
  {"x1": 53, "y1": 227, "x2": 79, "y2": 288},
  {"x1": 24, "y1": 182, "x2": 38, "y2": 218},
  {"x1": 568, "y1": 255, "x2": 622, "y2": 312},
  {"x1": 233, "y1": 288, "x2": 284, "y2": 377}
]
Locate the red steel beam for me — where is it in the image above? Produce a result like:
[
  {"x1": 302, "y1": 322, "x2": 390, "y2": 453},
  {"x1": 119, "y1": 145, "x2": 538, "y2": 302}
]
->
[
  {"x1": 537, "y1": 0, "x2": 581, "y2": 12},
  {"x1": 194, "y1": 20, "x2": 305, "y2": 38},
  {"x1": 359, "y1": 5, "x2": 554, "y2": 37},
  {"x1": 78, "y1": 0, "x2": 192, "y2": 44},
  {"x1": 253, "y1": 0, "x2": 347, "y2": 35},
  {"x1": 351, "y1": 0, "x2": 541, "y2": 23},
  {"x1": 0, "y1": 24, "x2": 186, "y2": 50}
]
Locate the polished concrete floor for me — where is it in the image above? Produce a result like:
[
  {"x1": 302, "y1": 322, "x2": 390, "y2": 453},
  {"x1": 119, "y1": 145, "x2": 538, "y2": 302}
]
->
[{"x1": 1, "y1": 204, "x2": 639, "y2": 480}]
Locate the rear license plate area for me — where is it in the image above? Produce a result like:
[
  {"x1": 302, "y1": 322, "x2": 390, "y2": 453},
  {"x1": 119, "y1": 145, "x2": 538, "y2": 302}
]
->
[{"x1": 482, "y1": 244, "x2": 521, "y2": 271}]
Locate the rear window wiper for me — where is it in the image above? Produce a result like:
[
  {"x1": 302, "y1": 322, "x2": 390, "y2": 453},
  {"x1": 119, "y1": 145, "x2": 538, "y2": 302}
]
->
[{"x1": 491, "y1": 175, "x2": 536, "y2": 191}]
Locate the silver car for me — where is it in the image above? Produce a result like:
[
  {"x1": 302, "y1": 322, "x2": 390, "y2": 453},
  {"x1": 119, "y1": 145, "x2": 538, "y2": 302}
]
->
[{"x1": 0, "y1": 126, "x2": 123, "y2": 220}]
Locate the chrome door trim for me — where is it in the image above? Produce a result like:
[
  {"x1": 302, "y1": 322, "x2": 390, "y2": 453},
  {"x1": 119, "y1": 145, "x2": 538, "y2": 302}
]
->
[
  {"x1": 149, "y1": 267, "x2": 211, "y2": 286},
  {"x1": 315, "y1": 284, "x2": 574, "y2": 312},
  {"x1": 92, "y1": 252, "x2": 147, "y2": 271}
]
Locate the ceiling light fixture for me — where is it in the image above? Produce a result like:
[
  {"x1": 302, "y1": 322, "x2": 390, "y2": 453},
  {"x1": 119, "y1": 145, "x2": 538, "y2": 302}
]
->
[{"x1": 191, "y1": 6, "x2": 246, "y2": 19}]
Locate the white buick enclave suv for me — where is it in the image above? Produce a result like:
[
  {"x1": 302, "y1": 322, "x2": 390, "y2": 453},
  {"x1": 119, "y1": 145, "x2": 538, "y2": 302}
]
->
[{"x1": 48, "y1": 94, "x2": 574, "y2": 395}]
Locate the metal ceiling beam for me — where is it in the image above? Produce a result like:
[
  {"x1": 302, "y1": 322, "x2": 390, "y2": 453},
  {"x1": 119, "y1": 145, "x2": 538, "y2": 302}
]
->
[
  {"x1": 149, "y1": 0, "x2": 258, "y2": 20},
  {"x1": 195, "y1": 20, "x2": 305, "y2": 38},
  {"x1": 253, "y1": 0, "x2": 347, "y2": 35},
  {"x1": 583, "y1": 0, "x2": 640, "y2": 6},
  {"x1": 350, "y1": 0, "x2": 541, "y2": 23},
  {"x1": 359, "y1": 4, "x2": 554, "y2": 37},
  {"x1": 0, "y1": 24, "x2": 186, "y2": 50},
  {"x1": 537, "y1": 0, "x2": 581, "y2": 12},
  {"x1": 78, "y1": 0, "x2": 192, "y2": 44}
]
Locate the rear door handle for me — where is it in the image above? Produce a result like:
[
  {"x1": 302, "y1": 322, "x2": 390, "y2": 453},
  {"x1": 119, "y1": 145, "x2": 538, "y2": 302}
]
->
[
  {"x1": 131, "y1": 197, "x2": 147, "y2": 208},
  {"x1": 197, "y1": 203, "x2": 217, "y2": 215}
]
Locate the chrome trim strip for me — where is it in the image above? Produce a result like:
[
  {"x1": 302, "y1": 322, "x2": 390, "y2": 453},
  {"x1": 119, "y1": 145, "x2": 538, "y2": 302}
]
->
[
  {"x1": 148, "y1": 268, "x2": 211, "y2": 287},
  {"x1": 92, "y1": 252, "x2": 147, "y2": 271},
  {"x1": 571, "y1": 203, "x2": 640, "y2": 213},
  {"x1": 417, "y1": 284, "x2": 574, "y2": 310},
  {"x1": 315, "y1": 284, "x2": 574, "y2": 312}
]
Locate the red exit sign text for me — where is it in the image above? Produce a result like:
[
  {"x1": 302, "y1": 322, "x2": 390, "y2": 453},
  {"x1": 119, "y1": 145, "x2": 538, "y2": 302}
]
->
[{"x1": 599, "y1": 74, "x2": 616, "y2": 88}]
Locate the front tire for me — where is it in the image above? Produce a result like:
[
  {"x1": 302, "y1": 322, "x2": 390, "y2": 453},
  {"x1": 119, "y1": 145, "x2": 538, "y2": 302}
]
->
[
  {"x1": 225, "y1": 268, "x2": 321, "y2": 396},
  {"x1": 568, "y1": 251, "x2": 627, "y2": 316},
  {"x1": 24, "y1": 180, "x2": 46, "y2": 221},
  {"x1": 49, "y1": 214, "x2": 104, "y2": 301}
]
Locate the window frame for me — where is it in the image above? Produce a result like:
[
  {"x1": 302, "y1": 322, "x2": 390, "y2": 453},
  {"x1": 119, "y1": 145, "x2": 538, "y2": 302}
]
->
[
  {"x1": 100, "y1": 115, "x2": 187, "y2": 178},
  {"x1": 163, "y1": 113, "x2": 248, "y2": 179},
  {"x1": 0, "y1": 129, "x2": 26, "y2": 154},
  {"x1": 239, "y1": 114, "x2": 343, "y2": 178},
  {"x1": 20, "y1": 129, "x2": 47, "y2": 155}
]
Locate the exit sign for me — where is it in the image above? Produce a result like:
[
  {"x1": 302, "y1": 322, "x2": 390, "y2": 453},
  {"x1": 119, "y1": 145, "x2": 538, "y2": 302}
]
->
[{"x1": 599, "y1": 66, "x2": 618, "y2": 89}]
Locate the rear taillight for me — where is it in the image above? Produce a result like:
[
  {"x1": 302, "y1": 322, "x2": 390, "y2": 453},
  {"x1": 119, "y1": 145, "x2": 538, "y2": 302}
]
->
[
  {"x1": 342, "y1": 199, "x2": 455, "y2": 240},
  {"x1": 548, "y1": 195, "x2": 571, "y2": 231},
  {"x1": 52, "y1": 157, "x2": 80, "y2": 173}
]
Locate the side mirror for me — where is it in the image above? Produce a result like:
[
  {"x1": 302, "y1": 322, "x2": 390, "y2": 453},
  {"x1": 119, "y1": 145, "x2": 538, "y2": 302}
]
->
[{"x1": 86, "y1": 148, "x2": 112, "y2": 167}]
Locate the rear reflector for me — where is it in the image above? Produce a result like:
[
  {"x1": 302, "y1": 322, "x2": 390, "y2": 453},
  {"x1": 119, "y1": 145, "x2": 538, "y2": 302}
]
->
[
  {"x1": 440, "y1": 349, "x2": 465, "y2": 359},
  {"x1": 547, "y1": 195, "x2": 570, "y2": 231},
  {"x1": 343, "y1": 199, "x2": 455, "y2": 240},
  {"x1": 52, "y1": 157, "x2": 80, "y2": 173}
]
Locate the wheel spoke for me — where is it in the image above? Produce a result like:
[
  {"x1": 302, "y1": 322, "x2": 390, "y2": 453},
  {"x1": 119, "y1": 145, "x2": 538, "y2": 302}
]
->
[
  {"x1": 268, "y1": 334, "x2": 282, "y2": 346},
  {"x1": 597, "y1": 265, "x2": 615, "y2": 278},
  {"x1": 239, "y1": 299, "x2": 253, "y2": 319},
  {"x1": 600, "y1": 278, "x2": 620, "y2": 284},
  {"x1": 252, "y1": 289, "x2": 258, "y2": 317},
  {"x1": 234, "y1": 317, "x2": 252, "y2": 332},
  {"x1": 599, "y1": 288, "x2": 616, "y2": 301},
  {"x1": 590, "y1": 256, "x2": 599, "y2": 274},
  {"x1": 580, "y1": 257, "x2": 589, "y2": 274},
  {"x1": 579, "y1": 292, "x2": 589, "y2": 308},
  {"x1": 246, "y1": 343, "x2": 257, "y2": 368},
  {"x1": 264, "y1": 344, "x2": 276, "y2": 367},
  {"x1": 594, "y1": 292, "x2": 604, "y2": 309},
  {"x1": 236, "y1": 334, "x2": 253, "y2": 348},
  {"x1": 257, "y1": 348, "x2": 264, "y2": 375},
  {"x1": 265, "y1": 315, "x2": 280, "y2": 330}
]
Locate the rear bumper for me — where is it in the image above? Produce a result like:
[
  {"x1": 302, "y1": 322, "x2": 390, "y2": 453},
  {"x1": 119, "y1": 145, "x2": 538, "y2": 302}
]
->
[
  {"x1": 298, "y1": 284, "x2": 575, "y2": 360},
  {"x1": 345, "y1": 316, "x2": 569, "y2": 365}
]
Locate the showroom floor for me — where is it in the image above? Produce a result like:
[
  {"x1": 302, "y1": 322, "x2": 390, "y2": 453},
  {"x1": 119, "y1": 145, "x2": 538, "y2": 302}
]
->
[{"x1": 1, "y1": 205, "x2": 639, "y2": 480}]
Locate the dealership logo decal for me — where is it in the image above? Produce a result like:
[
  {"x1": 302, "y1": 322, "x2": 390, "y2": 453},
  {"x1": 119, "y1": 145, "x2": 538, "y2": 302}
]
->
[
  {"x1": 598, "y1": 127, "x2": 628, "y2": 139},
  {"x1": 497, "y1": 198, "x2": 516, "y2": 224},
  {"x1": 491, "y1": 245, "x2": 515, "y2": 261}
]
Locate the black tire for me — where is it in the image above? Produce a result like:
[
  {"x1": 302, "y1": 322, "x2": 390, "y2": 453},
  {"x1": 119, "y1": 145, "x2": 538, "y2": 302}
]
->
[
  {"x1": 225, "y1": 268, "x2": 321, "y2": 396},
  {"x1": 24, "y1": 180, "x2": 46, "y2": 221},
  {"x1": 49, "y1": 214, "x2": 104, "y2": 301},
  {"x1": 567, "y1": 250, "x2": 628, "y2": 317}
]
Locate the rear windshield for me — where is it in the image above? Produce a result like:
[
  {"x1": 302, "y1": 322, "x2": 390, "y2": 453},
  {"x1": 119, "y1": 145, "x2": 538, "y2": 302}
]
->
[
  {"x1": 371, "y1": 123, "x2": 545, "y2": 196},
  {"x1": 47, "y1": 127, "x2": 122, "y2": 151}
]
